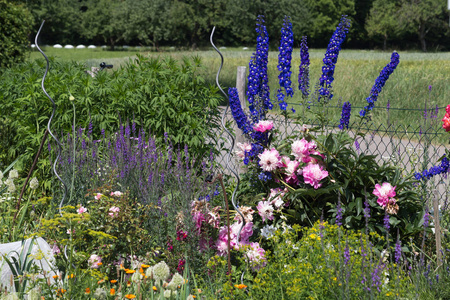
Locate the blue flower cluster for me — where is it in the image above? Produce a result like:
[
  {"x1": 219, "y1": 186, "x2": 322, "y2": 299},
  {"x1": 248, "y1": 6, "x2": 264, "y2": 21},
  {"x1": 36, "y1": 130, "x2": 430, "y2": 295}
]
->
[
  {"x1": 247, "y1": 15, "x2": 271, "y2": 121},
  {"x1": 258, "y1": 171, "x2": 273, "y2": 182},
  {"x1": 298, "y1": 36, "x2": 310, "y2": 98},
  {"x1": 228, "y1": 87, "x2": 253, "y2": 135},
  {"x1": 338, "y1": 101, "x2": 352, "y2": 130},
  {"x1": 359, "y1": 51, "x2": 400, "y2": 117},
  {"x1": 243, "y1": 143, "x2": 264, "y2": 166},
  {"x1": 319, "y1": 16, "x2": 351, "y2": 101},
  {"x1": 414, "y1": 155, "x2": 450, "y2": 181},
  {"x1": 276, "y1": 16, "x2": 294, "y2": 111}
]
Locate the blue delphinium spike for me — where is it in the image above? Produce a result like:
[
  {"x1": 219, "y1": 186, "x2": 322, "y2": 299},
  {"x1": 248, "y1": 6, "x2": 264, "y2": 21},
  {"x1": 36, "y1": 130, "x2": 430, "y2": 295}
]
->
[
  {"x1": 276, "y1": 16, "x2": 294, "y2": 111},
  {"x1": 360, "y1": 51, "x2": 400, "y2": 117},
  {"x1": 338, "y1": 101, "x2": 352, "y2": 130},
  {"x1": 247, "y1": 16, "x2": 271, "y2": 121},
  {"x1": 319, "y1": 16, "x2": 351, "y2": 102},
  {"x1": 298, "y1": 36, "x2": 310, "y2": 98},
  {"x1": 229, "y1": 87, "x2": 253, "y2": 135}
]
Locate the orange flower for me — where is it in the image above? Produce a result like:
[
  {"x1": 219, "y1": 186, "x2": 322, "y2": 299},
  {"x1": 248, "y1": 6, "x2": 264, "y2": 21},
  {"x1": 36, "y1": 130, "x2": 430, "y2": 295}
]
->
[
  {"x1": 41, "y1": 297, "x2": 45, "y2": 300},
  {"x1": 110, "y1": 279, "x2": 117, "y2": 284},
  {"x1": 125, "y1": 294, "x2": 136, "y2": 299},
  {"x1": 52, "y1": 275, "x2": 58, "y2": 279},
  {"x1": 126, "y1": 269, "x2": 136, "y2": 274},
  {"x1": 85, "y1": 288, "x2": 90, "y2": 294},
  {"x1": 110, "y1": 288, "x2": 116, "y2": 295},
  {"x1": 67, "y1": 274, "x2": 75, "y2": 279},
  {"x1": 97, "y1": 262, "x2": 103, "y2": 266},
  {"x1": 141, "y1": 264, "x2": 150, "y2": 268},
  {"x1": 57, "y1": 288, "x2": 66, "y2": 296},
  {"x1": 139, "y1": 267, "x2": 144, "y2": 273},
  {"x1": 234, "y1": 284, "x2": 247, "y2": 289},
  {"x1": 97, "y1": 279, "x2": 105, "y2": 284},
  {"x1": 127, "y1": 280, "x2": 131, "y2": 287},
  {"x1": 152, "y1": 286, "x2": 157, "y2": 291}
]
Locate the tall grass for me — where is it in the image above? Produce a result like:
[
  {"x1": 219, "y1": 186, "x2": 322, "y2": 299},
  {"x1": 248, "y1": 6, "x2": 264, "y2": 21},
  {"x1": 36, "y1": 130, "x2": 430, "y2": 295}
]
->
[{"x1": 28, "y1": 47, "x2": 450, "y2": 130}]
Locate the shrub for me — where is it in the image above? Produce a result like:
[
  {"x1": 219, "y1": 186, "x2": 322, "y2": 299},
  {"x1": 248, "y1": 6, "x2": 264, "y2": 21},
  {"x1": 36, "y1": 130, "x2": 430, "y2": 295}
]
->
[
  {"x1": 0, "y1": 55, "x2": 223, "y2": 189},
  {"x1": 0, "y1": 0, "x2": 33, "y2": 69}
]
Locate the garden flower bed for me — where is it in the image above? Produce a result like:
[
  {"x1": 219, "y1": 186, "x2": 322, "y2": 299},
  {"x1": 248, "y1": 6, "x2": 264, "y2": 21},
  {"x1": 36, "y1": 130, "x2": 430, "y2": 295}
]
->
[{"x1": 0, "y1": 15, "x2": 450, "y2": 300}]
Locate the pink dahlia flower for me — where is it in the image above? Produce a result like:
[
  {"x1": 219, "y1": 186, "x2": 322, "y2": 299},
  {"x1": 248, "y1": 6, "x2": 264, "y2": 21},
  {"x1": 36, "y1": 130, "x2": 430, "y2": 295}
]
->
[
  {"x1": 256, "y1": 200, "x2": 274, "y2": 222},
  {"x1": 253, "y1": 120, "x2": 274, "y2": 132},
  {"x1": 108, "y1": 206, "x2": 120, "y2": 217},
  {"x1": 77, "y1": 206, "x2": 87, "y2": 214},
  {"x1": 302, "y1": 164, "x2": 328, "y2": 189},
  {"x1": 258, "y1": 148, "x2": 281, "y2": 172},
  {"x1": 291, "y1": 138, "x2": 316, "y2": 160}
]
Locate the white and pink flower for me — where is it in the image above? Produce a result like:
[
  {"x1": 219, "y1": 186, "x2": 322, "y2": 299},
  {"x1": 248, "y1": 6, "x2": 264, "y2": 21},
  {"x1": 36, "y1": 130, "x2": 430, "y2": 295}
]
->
[
  {"x1": 245, "y1": 242, "x2": 267, "y2": 271},
  {"x1": 256, "y1": 200, "x2": 274, "y2": 222},
  {"x1": 291, "y1": 138, "x2": 316, "y2": 161},
  {"x1": 302, "y1": 164, "x2": 328, "y2": 189},
  {"x1": 253, "y1": 120, "x2": 274, "y2": 132},
  {"x1": 108, "y1": 206, "x2": 120, "y2": 217},
  {"x1": 94, "y1": 193, "x2": 103, "y2": 200},
  {"x1": 88, "y1": 254, "x2": 102, "y2": 269},
  {"x1": 258, "y1": 148, "x2": 281, "y2": 172},
  {"x1": 110, "y1": 191, "x2": 123, "y2": 197},
  {"x1": 77, "y1": 206, "x2": 87, "y2": 214},
  {"x1": 373, "y1": 182, "x2": 396, "y2": 207},
  {"x1": 268, "y1": 188, "x2": 287, "y2": 209},
  {"x1": 235, "y1": 142, "x2": 252, "y2": 159}
]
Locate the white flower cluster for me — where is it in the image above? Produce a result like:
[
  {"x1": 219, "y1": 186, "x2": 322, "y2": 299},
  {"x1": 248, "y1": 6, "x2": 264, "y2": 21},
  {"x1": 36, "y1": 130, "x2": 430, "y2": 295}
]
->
[{"x1": 1, "y1": 169, "x2": 19, "y2": 194}]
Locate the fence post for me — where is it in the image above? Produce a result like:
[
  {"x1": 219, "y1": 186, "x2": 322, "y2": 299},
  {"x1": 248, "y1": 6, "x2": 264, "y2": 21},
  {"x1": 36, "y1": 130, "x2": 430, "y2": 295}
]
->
[
  {"x1": 433, "y1": 189, "x2": 442, "y2": 266},
  {"x1": 236, "y1": 66, "x2": 247, "y2": 145}
]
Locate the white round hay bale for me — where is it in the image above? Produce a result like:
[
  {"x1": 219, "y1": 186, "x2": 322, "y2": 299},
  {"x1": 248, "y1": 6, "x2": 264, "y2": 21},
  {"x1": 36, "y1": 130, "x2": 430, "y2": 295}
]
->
[
  {"x1": 101, "y1": 45, "x2": 107, "y2": 49},
  {"x1": 64, "y1": 45, "x2": 74, "y2": 49},
  {"x1": 219, "y1": 46, "x2": 227, "y2": 49},
  {"x1": 53, "y1": 44, "x2": 63, "y2": 48},
  {"x1": 88, "y1": 45, "x2": 96, "y2": 49},
  {"x1": 76, "y1": 45, "x2": 86, "y2": 49},
  {"x1": 123, "y1": 45, "x2": 130, "y2": 49},
  {"x1": 242, "y1": 47, "x2": 249, "y2": 50},
  {"x1": 30, "y1": 44, "x2": 36, "y2": 48}
]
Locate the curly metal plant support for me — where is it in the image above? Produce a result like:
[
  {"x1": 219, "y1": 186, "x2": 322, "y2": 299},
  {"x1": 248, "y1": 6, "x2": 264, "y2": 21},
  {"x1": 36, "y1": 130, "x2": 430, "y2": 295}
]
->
[
  {"x1": 35, "y1": 21, "x2": 68, "y2": 218},
  {"x1": 210, "y1": 26, "x2": 247, "y2": 285}
]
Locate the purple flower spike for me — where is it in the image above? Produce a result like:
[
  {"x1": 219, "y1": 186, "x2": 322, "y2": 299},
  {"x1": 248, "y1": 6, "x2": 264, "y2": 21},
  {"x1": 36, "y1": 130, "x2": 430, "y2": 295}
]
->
[
  {"x1": 276, "y1": 16, "x2": 294, "y2": 111},
  {"x1": 298, "y1": 36, "x2": 310, "y2": 98}
]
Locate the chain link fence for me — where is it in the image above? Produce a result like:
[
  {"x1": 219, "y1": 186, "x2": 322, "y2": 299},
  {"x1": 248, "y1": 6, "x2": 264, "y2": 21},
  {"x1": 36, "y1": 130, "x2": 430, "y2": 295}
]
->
[{"x1": 212, "y1": 104, "x2": 450, "y2": 207}]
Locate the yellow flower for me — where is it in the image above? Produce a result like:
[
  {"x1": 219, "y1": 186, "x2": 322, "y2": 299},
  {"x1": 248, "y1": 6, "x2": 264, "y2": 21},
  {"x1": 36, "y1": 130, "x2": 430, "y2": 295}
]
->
[
  {"x1": 67, "y1": 273, "x2": 75, "y2": 279},
  {"x1": 141, "y1": 264, "x2": 150, "y2": 268},
  {"x1": 152, "y1": 286, "x2": 157, "y2": 291},
  {"x1": 309, "y1": 233, "x2": 321, "y2": 241},
  {"x1": 333, "y1": 277, "x2": 337, "y2": 281},
  {"x1": 125, "y1": 294, "x2": 136, "y2": 299},
  {"x1": 234, "y1": 284, "x2": 247, "y2": 289}
]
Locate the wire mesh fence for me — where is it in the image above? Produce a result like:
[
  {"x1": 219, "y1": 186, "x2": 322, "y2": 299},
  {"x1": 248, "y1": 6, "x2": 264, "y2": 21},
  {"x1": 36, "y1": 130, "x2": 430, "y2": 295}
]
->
[{"x1": 212, "y1": 106, "x2": 450, "y2": 206}]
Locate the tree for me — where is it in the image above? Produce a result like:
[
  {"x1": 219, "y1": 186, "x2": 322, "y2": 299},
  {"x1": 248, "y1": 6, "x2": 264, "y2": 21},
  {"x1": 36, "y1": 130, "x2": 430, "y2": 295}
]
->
[
  {"x1": 303, "y1": 0, "x2": 356, "y2": 47},
  {"x1": 366, "y1": 0, "x2": 402, "y2": 50},
  {"x1": 0, "y1": 0, "x2": 33, "y2": 68},
  {"x1": 398, "y1": 0, "x2": 447, "y2": 52}
]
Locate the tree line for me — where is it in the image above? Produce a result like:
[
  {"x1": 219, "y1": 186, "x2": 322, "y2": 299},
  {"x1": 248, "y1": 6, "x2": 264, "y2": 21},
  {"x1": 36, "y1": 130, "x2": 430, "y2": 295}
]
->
[{"x1": 9, "y1": 0, "x2": 450, "y2": 51}]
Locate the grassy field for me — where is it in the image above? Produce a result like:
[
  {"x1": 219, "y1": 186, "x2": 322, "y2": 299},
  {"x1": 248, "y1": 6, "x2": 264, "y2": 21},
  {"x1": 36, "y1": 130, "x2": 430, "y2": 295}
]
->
[{"x1": 28, "y1": 47, "x2": 450, "y2": 136}]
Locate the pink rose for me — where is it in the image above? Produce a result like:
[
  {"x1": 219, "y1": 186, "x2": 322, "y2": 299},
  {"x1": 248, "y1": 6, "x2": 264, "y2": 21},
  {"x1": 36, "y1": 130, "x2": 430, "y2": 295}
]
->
[{"x1": 373, "y1": 182, "x2": 396, "y2": 207}]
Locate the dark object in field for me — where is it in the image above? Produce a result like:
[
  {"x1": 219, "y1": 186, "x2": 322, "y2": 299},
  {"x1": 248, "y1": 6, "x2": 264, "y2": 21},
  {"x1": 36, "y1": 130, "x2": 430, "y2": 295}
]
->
[{"x1": 86, "y1": 62, "x2": 113, "y2": 77}]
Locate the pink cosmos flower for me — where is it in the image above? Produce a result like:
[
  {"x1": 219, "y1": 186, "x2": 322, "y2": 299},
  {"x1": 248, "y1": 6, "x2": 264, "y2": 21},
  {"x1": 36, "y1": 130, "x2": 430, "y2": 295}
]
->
[
  {"x1": 302, "y1": 164, "x2": 328, "y2": 189},
  {"x1": 235, "y1": 142, "x2": 252, "y2": 159},
  {"x1": 108, "y1": 206, "x2": 120, "y2": 217},
  {"x1": 110, "y1": 191, "x2": 123, "y2": 197},
  {"x1": 77, "y1": 206, "x2": 87, "y2": 214},
  {"x1": 256, "y1": 201, "x2": 274, "y2": 222},
  {"x1": 94, "y1": 193, "x2": 103, "y2": 200},
  {"x1": 373, "y1": 182, "x2": 396, "y2": 207},
  {"x1": 88, "y1": 254, "x2": 102, "y2": 269},
  {"x1": 258, "y1": 148, "x2": 281, "y2": 172},
  {"x1": 253, "y1": 120, "x2": 274, "y2": 132}
]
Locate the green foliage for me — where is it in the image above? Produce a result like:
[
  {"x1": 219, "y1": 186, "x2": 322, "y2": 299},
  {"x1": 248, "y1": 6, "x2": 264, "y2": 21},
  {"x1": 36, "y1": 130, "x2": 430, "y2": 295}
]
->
[
  {"x1": 250, "y1": 222, "x2": 412, "y2": 299},
  {"x1": 365, "y1": 0, "x2": 402, "y2": 50},
  {"x1": 0, "y1": 0, "x2": 33, "y2": 69},
  {"x1": 0, "y1": 55, "x2": 222, "y2": 189}
]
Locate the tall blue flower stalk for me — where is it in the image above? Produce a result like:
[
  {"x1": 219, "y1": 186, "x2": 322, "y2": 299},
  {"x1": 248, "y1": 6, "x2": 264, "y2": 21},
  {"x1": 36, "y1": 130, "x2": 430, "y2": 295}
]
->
[
  {"x1": 276, "y1": 16, "x2": 294, "y2": 111},
  {"x1": 228, "y1": 87, "x2": 253, "y2": 135},
  {"x1": 414, "y1": 155, "x2": 450, "y2": 181},
  {"x1": 339, "y1": 101, "x2": 352, "y2": 130},
  {"x1": 360, "y1": 51, "x2": 400, "y2": 117},
  {"x1": 247, "y1": 15, "x2": 271, "y2": 121},
  {"x1": 319, "y1": 16, "x2": 351, "y2": 102},
  {"x1": 298, "y1": 36, "x2": 310, "y2": 98}
]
